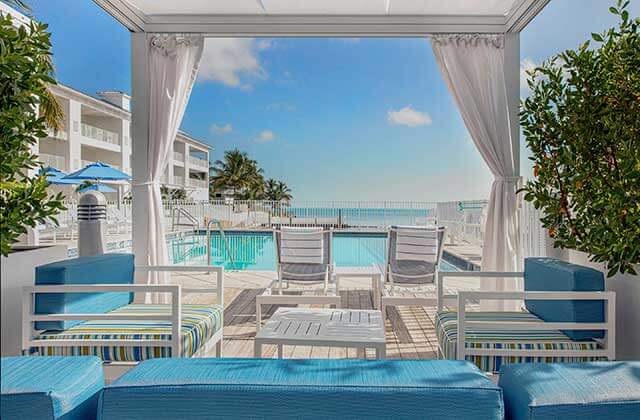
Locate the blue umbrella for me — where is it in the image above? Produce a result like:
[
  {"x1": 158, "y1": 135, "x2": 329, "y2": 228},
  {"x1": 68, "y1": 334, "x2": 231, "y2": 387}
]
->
[
  {"x1": 77, "y1": 183, "x2": 117, "y2": 193},
  {"x1": 39, "y1": 167, "x2": 81, "y2": 185},
  {"x1": 62, "y1": 161, "x2": 131, "y2": 182}
]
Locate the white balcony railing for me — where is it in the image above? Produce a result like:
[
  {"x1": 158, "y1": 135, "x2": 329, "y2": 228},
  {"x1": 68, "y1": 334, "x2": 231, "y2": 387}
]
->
[
  {"x1": 188, "y1": 155, "x2": 208, "y2": 168},
  {"x1": 81, "y1": 123, "x2": 120, "y2": 146},
  {"x1": 80, "y1": 160, "x2": 121, "y2": 170},
  {"x1": 173, "y1": 175, "x2": 184, "y2": 185},
  {"x1": 40, "y1": 153, "x2": 66, "y2": 170},
  {"x1": 47, "y1": 129, "x2": 68, "y2": 141},
  {"x1": 187, "y1": 178, "x2": 208, "y2": 189},
  {"x1": 173, "y1": 152, "x2": 184, "y2": 162}
]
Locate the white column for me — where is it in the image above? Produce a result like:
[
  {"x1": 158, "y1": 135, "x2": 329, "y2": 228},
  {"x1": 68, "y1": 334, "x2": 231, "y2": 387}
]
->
[
  {"x1": 67, "y1": 100, "x2": 82, "y2": 171},
  {"x1": 131, "y1": 33, "x2": 151, "y2": 293},
  {"x1": 184, "y1": 143, "x2": 191, "y2": 188},
  {"x1": 504, "y1": 33, "x2": 522, "y2": 266}
]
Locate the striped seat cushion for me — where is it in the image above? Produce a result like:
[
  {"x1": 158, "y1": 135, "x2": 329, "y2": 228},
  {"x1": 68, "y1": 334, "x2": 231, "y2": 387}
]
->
[
  {"x1": 32, "y1": 304, "x2": 222, "y2": 362},
  {"x1": 436, "y1": 311, "x2": 604, "y2": 373}
]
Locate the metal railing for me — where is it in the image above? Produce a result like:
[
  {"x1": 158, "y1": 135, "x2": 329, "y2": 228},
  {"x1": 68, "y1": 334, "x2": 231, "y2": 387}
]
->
[
  {"x1": 187, "y1": 178, "x2": 208, "y2": 189},
  {"x1": 436, "y1": 200, "x2": 487, "y2": 245},
  {"x1": 80, "y1": 160, "x2": 121, "y2": 170},
  {"x1": 173, "y1": 152, "x2": 184, "y2": 162},
  {"x1": 520, "y1": 199, "x2": 552, "y2": 258},
  {"x1": 189, "y1": 155, "x2": 209, "y2": 168},
  {"x1": 81, "y1": 123, "x2": 120, "y2": 146},
  {"x1": 40, "y1": 153, "x2": 66, "y2": 170},
  {"x1": 40, "y1": 199, "x2": 499, "y2": 248},
  {"x1": 47, "y1": 129, "x2": 68, "y2": 141}
]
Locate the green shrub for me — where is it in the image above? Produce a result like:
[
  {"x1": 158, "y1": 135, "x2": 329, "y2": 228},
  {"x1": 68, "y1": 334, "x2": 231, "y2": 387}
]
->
[
  {"x1": 520, "y1": 0, "x2": 639, "y2": 276},
  {"x1": 0, "y1": 13, "x2": 65, "y2": 255}
]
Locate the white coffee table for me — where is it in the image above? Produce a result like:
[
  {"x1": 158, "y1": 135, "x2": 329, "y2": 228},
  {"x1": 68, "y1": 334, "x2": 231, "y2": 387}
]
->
[
  {"x1": 254, "y1": 308, "x2": 386, "y2": 359},
  {"x1": 334, "y1": 265, "x2": 383, "y2": 309}
]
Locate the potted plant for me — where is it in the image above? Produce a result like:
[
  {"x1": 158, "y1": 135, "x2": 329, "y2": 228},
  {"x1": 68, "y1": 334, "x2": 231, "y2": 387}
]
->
[
  {"x1": 520, "y1": 0, "x2": 639, "y2": 358},
  {"x1": 0, "y1": 5, "x2": 68, "y2": 355}
]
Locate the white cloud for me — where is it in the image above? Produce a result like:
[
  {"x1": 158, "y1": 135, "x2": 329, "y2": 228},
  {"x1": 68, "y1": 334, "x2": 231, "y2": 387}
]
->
[
  {"x1": 387, "y1": 106, "x2": 432, "y2": 127},
  {"x1": 210, "y1": 123, "x2": 232, "y2": 135},
  {"x1": 520, "y1": 57, "x2": 537, "y2": 92},
  {"x1": 255, "y1": 130, "x2": 275, "y2": 143},
  {"x1": 197, "y1": 39, "x2": 270, "y2": 89}
]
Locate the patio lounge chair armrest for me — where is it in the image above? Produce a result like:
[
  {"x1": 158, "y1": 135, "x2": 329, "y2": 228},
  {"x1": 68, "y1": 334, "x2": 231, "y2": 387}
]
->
[
  {"x1": 454, "y1": 290, "x2": 616, "y2": 361},
  {"x1": 135, "y1": 265, "x2": 224, "y2": 306},
  {"x1": 436, "y1": 271, "x2": 524, "y2": 311}
]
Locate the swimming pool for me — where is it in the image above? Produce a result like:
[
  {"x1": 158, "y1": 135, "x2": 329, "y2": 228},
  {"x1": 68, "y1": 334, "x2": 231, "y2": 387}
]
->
[{"x1": 169, "y1": 231, "x2": 458, "y2": 272}]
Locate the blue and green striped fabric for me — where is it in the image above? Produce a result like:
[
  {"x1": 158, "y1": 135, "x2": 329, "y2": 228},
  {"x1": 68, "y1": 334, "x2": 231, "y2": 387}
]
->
[
  {"x1": 33, "y1": 304, "x2": 222, "y2": 362},
  {"x1": 436, "y1": 311, "x2": 604, "y2": 373}
]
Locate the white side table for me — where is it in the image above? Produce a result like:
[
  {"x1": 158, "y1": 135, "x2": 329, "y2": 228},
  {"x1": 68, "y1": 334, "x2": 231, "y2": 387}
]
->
[
  {"x1": 334, "y1": 266, "x2": 383, "y2": 309},
  {"x1": 254, "y1": 308, "x2": 386, "y2": 359}
]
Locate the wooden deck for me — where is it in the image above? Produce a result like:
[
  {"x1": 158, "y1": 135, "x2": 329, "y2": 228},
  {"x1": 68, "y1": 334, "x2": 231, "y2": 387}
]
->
[{"x1": 176, "y1": 271, "x2": 464, "y2": 360}]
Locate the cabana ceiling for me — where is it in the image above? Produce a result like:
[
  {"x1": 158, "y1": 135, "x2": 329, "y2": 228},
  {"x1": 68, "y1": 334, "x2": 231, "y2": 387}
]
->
[{"x1": 93, "y1": 0, "x2": 549, "y2": 35}]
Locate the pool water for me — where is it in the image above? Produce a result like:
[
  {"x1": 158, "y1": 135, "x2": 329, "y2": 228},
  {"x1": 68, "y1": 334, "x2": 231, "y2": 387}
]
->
[{"x1": 169, "y1": 231, "x2": 458, "y2": 272}]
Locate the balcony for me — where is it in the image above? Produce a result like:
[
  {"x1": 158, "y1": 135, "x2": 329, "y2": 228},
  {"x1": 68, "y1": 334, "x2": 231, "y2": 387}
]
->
[
  {"x1": 46, "y1": 129, "x2": 68, "y2": 141},
  {"x1": 39, "y1": 153, "x2": 65, "y2": 170},
  {"x1": 81, "y1": 160, "x2": 121, "y2": 170},
  {"x1": 173, "y1": 152, "x2": 184, "y2": 163},
  {"x1": 81, "y1": 123, "x2": 120, "y2": 146},
  {"x1": 187, "y1": 178, "x2": 208, "y2": 189},
  {"x1": 189, "y1": 155, "x2": 209, "y2": 169},
  {"x1": 172, "y1": 175, "x2": 184, "y2": 185}
]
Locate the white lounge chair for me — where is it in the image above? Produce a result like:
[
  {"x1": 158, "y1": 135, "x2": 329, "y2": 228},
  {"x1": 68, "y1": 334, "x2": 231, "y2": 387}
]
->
[
  {"x1": 256, "y1": 227, "x2": 339, "y2": 330},
  {"x1": 379, "y1": 225, "x2": 446, "y2": 319}
]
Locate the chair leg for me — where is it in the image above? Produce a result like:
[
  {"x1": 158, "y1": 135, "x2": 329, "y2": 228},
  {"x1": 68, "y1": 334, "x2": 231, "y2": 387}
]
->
[
  {"x1": 215, "y1": 340, "x2": 222, "y2": 357},
  {"x1": 381, "y1": 303, "x2": 387, "y2": 320}
]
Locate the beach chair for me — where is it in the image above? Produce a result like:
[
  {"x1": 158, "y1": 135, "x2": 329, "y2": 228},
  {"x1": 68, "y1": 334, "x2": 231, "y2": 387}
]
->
[
  {"x1": 256, "y1": 227, "x2": 339, "y2": 330},
  {"x1": 379, "y1": 225, "x2": 446, "y2": 319}
]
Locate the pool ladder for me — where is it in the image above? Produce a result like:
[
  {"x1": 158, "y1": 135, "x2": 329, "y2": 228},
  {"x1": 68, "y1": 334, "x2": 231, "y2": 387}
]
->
[{"x1": 206, "y1": 219, "x2": 235, "y2": 269}]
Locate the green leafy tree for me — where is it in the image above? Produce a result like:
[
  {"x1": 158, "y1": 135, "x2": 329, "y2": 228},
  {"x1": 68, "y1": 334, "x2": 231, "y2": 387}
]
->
[
  {"x1": 160, "y1": 185, "x2": 187, "y2": 201},
  {"x1": 0, "y1": 12, "x2": 65, "y2": 255},
  {"x1": 210, "y1": 149, "x2": 264, "y2": 199},
  {"x1": 520, "y1": 0, "x2": 639, "y2": 276},
  {"x1": 264, "y1": 178, "x2": 292, "y2": 203}
]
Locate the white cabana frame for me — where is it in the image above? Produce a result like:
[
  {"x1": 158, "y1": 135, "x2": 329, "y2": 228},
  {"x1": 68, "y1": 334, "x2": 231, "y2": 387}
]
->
[
  {"x1": 91, "y1": 0, "x2": 551, "y2": 304},
  {"x1": 94, "y1": 0, "x2": 549, "y2": 35}
]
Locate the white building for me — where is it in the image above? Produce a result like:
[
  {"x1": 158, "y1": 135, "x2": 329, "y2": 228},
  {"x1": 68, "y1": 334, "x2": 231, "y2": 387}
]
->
[{"x1": 37, "y1": 83, "x2": 211, "y2": 201}]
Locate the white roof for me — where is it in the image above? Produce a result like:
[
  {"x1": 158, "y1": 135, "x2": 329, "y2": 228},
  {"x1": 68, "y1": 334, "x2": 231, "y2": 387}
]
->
[
  {"x1": 94, "y1": 0, "x2": 549, "y2": 35},
  {"x1": 123, "y1": 0, "x2": 517, "y2": 16}
]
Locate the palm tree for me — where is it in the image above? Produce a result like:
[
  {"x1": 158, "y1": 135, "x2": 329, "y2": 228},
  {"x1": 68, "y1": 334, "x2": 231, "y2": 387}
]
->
[
  {"x1": 1, "y1": 0, "x2": 64, "y2": 131},
  {"x1": 210, "y1": 149, "x2": 264, "y2": 199},
  {"x1": 264, "y1": 179, "x2": 292, "y2": 203}
]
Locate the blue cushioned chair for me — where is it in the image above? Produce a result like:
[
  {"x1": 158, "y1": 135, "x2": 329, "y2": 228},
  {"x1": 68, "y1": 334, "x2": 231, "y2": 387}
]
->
[
  {"x1": 1, "y1": 356, "x2": 104, "y2": 420},
  {"x1": 99, "y1": 358, "x2": 504, "y2": 419},
  {"x1": 437, "y1": 258, "x2": 615, "y2": 372},
  {"x1": 524, "y1": 258, "x2": 605, "y2": 340},
  {"x1": 24, "y1": 255, "x2": 225, "y2": 382},
  {"x1": 35, "y1": 254, "x2": 134, "y2": 330},
  {"x1": 499, "y1": 362, "x2": 640, "y2": 420}
]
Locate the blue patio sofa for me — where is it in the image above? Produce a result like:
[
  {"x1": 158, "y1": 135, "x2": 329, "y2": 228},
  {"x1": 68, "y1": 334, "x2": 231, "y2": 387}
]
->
[
  {"x1": 23, "y1": 254, "x2": 224, "y2": 380},
  {"x1": 436, "y1": 258, "x2": 615, "y2": 372},
  {"x1": 98, "y1": 358, "x2": 504, "y2": 419},
  {"x1": 3, "y1": 356, "x2": 639, "y2": 419},
  {"x1": 499, "y1": 362, "x2": 640, "y2": 419},
  {"x1": 1, "y1": 356, "x2": 104, "y2": 420}
]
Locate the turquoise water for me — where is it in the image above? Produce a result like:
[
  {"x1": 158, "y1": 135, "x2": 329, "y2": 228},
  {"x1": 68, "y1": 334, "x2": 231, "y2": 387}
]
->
[{"x1": 170, "y1": 231, "x2": 458, "y2": 272}]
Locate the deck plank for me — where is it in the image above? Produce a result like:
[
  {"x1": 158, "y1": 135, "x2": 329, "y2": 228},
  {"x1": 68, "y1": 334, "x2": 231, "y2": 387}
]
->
[{"x1": 180, "y1": 271, "x2": 440, "y2": 360}]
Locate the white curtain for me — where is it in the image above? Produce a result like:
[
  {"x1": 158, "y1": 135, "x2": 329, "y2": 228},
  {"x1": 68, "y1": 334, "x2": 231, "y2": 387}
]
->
[
  {"x1": 134, "y1": 34, "x2": 204, "y2": 304},
  {"x1": 430, "y1": 34, "x2": 521, "y2": 310}
]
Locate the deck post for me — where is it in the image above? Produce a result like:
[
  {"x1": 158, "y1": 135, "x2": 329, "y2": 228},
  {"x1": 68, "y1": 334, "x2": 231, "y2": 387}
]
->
[
  {"x1": 503, "y1": 33, "x2": 522, "y2": 266},
  {"x1": 131, "y1": 33, "x2": 151, "y2": 299}
]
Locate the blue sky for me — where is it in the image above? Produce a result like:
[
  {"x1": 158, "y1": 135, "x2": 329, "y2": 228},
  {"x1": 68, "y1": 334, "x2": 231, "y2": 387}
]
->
[{"x1": 28, "y1": 0, "x2": 639, "y2": 201}]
